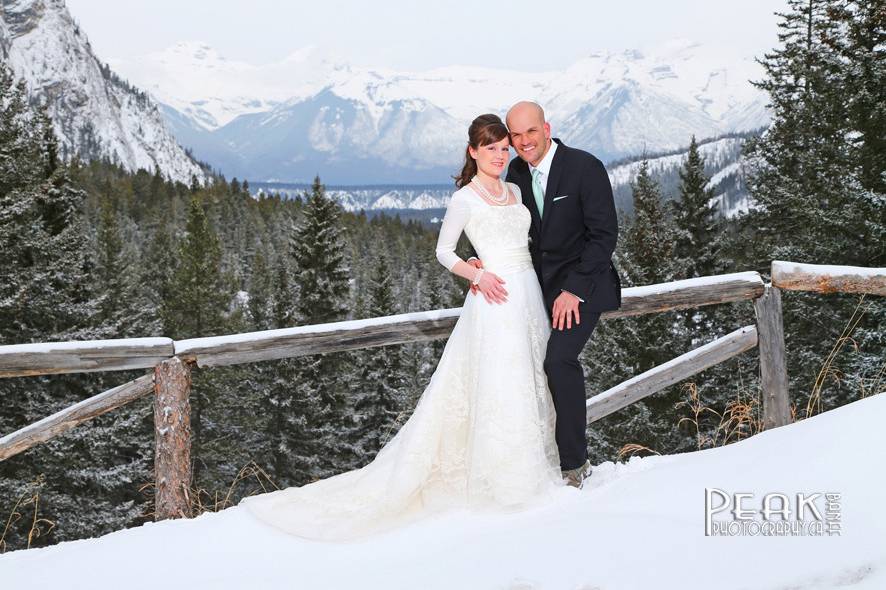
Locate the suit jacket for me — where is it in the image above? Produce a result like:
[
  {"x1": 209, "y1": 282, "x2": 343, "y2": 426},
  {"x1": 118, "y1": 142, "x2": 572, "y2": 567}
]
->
[{"x1": 469, "y1": 138, "x2": 622, "y2": 313}]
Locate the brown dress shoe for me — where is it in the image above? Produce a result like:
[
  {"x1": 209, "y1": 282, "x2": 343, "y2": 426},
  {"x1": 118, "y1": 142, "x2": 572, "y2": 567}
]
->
[{"x1": 562, "y1": 459, "x2": 592, "y2": 489}]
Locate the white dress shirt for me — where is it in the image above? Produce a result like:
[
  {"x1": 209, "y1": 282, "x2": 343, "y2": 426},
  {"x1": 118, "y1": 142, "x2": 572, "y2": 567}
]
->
[{"x1": 528, "y1": 138, "x2": 558, "y2": 191}]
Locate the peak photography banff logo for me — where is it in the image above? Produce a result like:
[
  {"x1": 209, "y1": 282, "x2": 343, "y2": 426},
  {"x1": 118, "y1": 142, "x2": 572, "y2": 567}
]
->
[{"x1": 705, "y1": 488, "x2": 842, "y2": 537}]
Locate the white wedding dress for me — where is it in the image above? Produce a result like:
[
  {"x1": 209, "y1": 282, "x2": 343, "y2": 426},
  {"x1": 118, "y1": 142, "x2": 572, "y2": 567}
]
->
[{"x1": 239, "y1": 181, "x2": 565, "y2": 541}]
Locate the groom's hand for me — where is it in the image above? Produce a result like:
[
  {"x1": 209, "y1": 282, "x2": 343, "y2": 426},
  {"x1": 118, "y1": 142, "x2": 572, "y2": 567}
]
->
[
  {"x1": 467, "y1": 258, "x2": 483, "y2": 295},
  {"x1": 552, "y1": 291, "x2": 581, "y2": 330}
]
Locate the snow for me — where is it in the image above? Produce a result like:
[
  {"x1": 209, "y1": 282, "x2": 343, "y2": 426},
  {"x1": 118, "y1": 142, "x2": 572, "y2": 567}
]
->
[
  {"x1": 174, "y1": 308, "x2": 462, "y2": 354},
  {"x1": 2, "y1": 393, "x2": 884, "y2": 589},
  {"x1": 623, "y1": 270, "x2": 762, "y2": 298},
  {"x1": 607, "y1": 136, "x2": 745, "y2": 187},
  {"x1": 0, "y1": 337, "x2": 172, "y2": 354},
  {"x1": 772, "y1": 261, "x2": 886, "y2": 279}
]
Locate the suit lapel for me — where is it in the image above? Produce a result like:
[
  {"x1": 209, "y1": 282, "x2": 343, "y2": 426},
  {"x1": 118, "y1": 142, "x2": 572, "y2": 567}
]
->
[
  {"x1": 511, "y1": 160, "x2": 540, "y2": 234},
  {"x1": 540, "y1": 138, "x2": 565, "y2": 236}
]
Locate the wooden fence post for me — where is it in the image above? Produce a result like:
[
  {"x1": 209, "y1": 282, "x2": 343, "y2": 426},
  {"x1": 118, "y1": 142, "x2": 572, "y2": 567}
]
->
[
  {"x1": 753, "y1": 283, "x2": 791, "y2": 429},
  {"x1": 153, "y1": 357, "x2": 192, "y2": 520}
]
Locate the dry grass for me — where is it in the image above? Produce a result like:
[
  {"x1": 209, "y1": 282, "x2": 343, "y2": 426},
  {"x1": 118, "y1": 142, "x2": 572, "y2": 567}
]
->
[
  {"x1": 675, "y1": 382, "x2": 722, "y2": 449},
  {"x1": 138, "y1": 460, "x2": 279, "y2": 520},
  {"x1": 191, "y1": 460, "x2": 279, "y2": 515},
  {"x1": 672, "y1": 375, "x2": 768, "y2": 452},
  {"x1": 863, "y1": 358, "x2": 886, "y2": 399},
  {"x1": 380, "y1": 408, "x2": 411, "y2": 447},
  {"x1": 716, "y1": 389, "x2": 766, "y2": 445},
  {"x1": 806, "y1": 294, "x2": 874, "y2": 418},
  {"x1": 0, "y1": 474, "x2": 56, "y2": 553},
  {"x1": 616, "y1": 443, "x2": 660, "y2": 461}
]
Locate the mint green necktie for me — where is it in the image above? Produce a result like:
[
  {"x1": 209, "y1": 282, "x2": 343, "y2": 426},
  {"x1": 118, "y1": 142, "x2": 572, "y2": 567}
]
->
[{"x1": 531, "y1": 168, "x2": 545, "y2": 217}]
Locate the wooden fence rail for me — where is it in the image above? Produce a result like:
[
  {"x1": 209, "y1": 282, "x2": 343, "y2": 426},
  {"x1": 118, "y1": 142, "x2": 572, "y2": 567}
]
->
[
  {"x1": 586, "y1": 325, "x2": 758, "y2": 423},
  {"x1": 0, "y1": 271, "x2": 764, "y2": 377},
  {"x1": 772, "y1": 260, "x2": 886, "y2": 295},
  {"x1": 0, "y1": 261, "x2": 882, "y2": 521},
  {"x1": 0, "y1": 373, "x2": 155, "y2": 461}
]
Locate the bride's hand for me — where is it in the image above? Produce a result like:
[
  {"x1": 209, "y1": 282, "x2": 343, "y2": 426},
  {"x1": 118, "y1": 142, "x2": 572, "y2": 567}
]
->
[
  {"x1": 474, "y1": 268, "x2": 508, "y2": 304},
  {"x1": 467, "y1": 258, "x2": 483, "y2": 296}
]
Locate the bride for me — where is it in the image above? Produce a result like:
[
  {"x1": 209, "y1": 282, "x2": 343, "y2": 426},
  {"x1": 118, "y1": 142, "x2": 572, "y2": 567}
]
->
[{"x1": 239, "y1": 114, "x2": 567, "y2": 541}]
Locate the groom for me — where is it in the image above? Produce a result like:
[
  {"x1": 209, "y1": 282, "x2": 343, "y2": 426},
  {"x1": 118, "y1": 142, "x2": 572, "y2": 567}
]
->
[{"x1": 467, "y1": 101, "x2": 622, "y2": 489}]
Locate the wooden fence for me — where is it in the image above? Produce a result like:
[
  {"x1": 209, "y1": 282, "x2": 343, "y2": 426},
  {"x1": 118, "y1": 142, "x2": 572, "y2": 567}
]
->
[{"x1": 0, "y1": 260, "x2": 882, "y2": 520}]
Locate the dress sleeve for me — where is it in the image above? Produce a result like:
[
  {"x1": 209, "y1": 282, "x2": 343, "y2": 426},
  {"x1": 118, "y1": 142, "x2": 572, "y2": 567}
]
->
[{"x1": 435, "y1": 190, "x2": 471, "y2": 271}]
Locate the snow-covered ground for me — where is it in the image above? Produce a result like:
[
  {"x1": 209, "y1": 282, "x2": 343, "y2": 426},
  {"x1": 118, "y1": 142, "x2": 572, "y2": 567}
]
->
[{"x1": 2, "y1": 394, "x2": 884, "y2": 589}]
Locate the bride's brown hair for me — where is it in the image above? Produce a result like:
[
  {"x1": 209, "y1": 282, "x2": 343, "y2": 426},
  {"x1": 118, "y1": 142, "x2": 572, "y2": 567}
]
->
[{"x1": 453, "y1": 114, "x2": 509, "y2": 189}]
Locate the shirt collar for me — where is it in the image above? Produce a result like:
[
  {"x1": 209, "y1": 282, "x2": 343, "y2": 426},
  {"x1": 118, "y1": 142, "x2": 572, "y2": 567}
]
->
[{"x1": 529, "y1": 139, "x2": 557, "y2": 177}]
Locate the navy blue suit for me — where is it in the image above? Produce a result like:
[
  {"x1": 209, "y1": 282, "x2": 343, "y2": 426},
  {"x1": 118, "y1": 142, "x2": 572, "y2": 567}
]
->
[{"x1": 507, "y1": 138, "x2": 622, "y2": 470}]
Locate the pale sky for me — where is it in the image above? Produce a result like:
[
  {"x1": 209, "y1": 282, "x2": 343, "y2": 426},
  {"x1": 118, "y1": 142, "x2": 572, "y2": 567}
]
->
[{"x1": 65, "y1": 0, "x2": 787, "y2": 70}]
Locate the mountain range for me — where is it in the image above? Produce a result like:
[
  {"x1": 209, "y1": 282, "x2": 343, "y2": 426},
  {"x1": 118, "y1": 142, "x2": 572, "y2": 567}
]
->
[
  {"x1": 110, "y1": 40, "x2": 770, "y2": 184},
  {"x1": 1, "y1": 0, "x2": 768, "y2": 203},
  {"x1": 252, "y1": 132, "x2": 753, "y2": 221}
]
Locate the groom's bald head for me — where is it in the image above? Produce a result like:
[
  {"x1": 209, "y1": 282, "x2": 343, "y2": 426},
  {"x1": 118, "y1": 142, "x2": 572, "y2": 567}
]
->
[
  {"x1": 506, "y1": 101, "x2": 546, "y2": 126},
  {"x1": 506, "y1": 101, "x2": 551, "y2": 167}
]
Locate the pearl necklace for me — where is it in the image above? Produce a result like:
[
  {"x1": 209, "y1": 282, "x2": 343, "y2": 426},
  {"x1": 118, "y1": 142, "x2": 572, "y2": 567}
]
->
[{"x1": 471, "y1": 176, "x2": 509, "y2": 205}]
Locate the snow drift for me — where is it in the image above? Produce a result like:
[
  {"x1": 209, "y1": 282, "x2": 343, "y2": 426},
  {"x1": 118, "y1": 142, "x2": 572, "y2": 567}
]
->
[{"x1": 1, "y1": 393, "x2": 884, "y2": 589}]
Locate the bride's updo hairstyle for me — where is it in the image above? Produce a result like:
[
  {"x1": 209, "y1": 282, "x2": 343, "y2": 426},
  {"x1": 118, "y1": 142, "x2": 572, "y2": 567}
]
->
[{"x1": 454, "y1": 114, "x2": 509, "y2": 189}]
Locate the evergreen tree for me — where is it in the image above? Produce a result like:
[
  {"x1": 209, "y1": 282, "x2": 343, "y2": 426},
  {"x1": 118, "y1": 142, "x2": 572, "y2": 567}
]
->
[
  {"x1": 160, "y1": 195, "x2": 230, "y2": 338},
  {"x1": 93, "y1": 198, "x2": 143, "y2": 333},
  {"x1": 160, "y1": 195, "x2": 233, "y2": 484},
  {"x1": 671, "y1": 135, "x2": 722, "y2": 279},
  {"x1": 0, "y1": 64, "x2": 45, "y2": 195},
  {"x1": 287, "y1": 176, "x2": 358, "y2": 479},
  {"x1": 290, "y1": 176, "x2": 350, "y2": 323},
  {"x1": 620, "y1": 160, "x2": 678, "y2": 285},
  {"x1": 742, "y1": 0, "x2": 878, "y2": 266},
  {"x1": 248, "y1": 248, "x2": 272, "y2": 331},
  {"x1": 352, "y1": 251, "x2": 409, "y2": 460},
  {"x1": 740, "y1": 0, "x2": 885, "y2": 414},
  {"x1": 831, "y1": 0, "x2": 885, "y2": 196},
  {"x1": 36, "y1": 105, "x2": 59, "y2": 179}
]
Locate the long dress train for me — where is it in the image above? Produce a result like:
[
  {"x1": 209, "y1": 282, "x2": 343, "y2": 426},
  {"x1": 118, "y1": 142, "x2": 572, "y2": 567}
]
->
[{"x1": 238, "y1": 182, "x2": 565, "y2": 541}]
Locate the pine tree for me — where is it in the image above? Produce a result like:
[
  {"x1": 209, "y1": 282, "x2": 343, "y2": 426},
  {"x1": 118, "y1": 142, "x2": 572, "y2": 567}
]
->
[
  {"x1": 290, "y1": 176, "x2": 350, "y2": 323},
  {"x1": 248, "y1": 248, "x2": 272, "y2": 330},
  {"x1": 0, "y1": 64, "x2": 44, "y2": 195},
  {"x1": 671, "y1": 135, "x2": 721, "y2": 279},
  {"x1": 0, "y1": 163, "x2": 141, "y2": 548},
  {"x1": 286, "y1": 176, "x2": 359, "y2": 479},
  {"x1": 832, "y1": 0, "x2": 885, "y2": 196},
  {"x1": 740, "y1": 0, "x2": 885, "y2": 414},
  {"x1": 160, "y1": 195, "x2": 233, "y2": 484},
  {"x1": 620, "y1": 160, "x2": 678, "y2": 285},
  {"x1": 742, "y1": 0, "x2": 876, "y2": 265},
  {"x1": 352, "y1": 251, "x2": 408, "y2": 461},
  {"x1": 161, "y1": 195, "x2": 231, "y2": 338}
]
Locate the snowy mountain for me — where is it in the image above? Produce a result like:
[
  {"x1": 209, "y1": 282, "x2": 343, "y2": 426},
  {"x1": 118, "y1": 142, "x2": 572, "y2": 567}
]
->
[
  {"x1": 110, "y1": 39, "x2": 770, "y2": 184},
  {"x1": 2, "y1": 392, "x2": 882, "y2": 589},
  {"x1": 0, "y1": 0, "x2": 209, "y2": 185},
  {"x1": 253, "y1": 133, "x2": 756, "y2": 218},
  {"x1": 606, "y1": 133, "x2": 754, "y2": 217}
]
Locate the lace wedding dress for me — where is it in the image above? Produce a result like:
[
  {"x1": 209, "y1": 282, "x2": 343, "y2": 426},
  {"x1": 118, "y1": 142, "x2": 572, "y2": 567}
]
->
[{"x1": 239, "y1": 181, "x2": 565, "y2": 541}]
